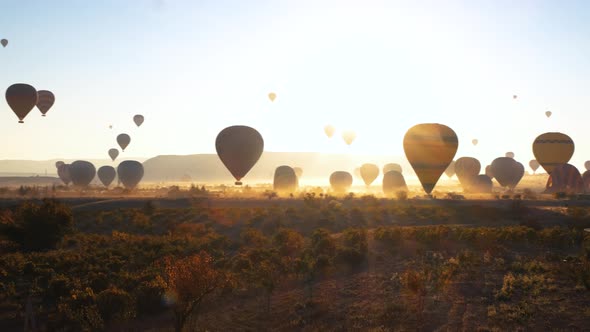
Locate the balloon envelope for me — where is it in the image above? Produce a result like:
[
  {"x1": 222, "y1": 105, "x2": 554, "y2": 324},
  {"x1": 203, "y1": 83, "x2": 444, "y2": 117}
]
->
[
  {"x1": 360, "y1": 163, "x2": 379, "y2": 186},
  {"x1": 324, "y1": 125, "x2": 335, "y2": 138},
  {"x1": 455, "y1": 157, "x2": 481, "y2": 192},
  {"x1": 97, "y1": 166, "x2": 116, "y2": 187},
  {"x1": 444, "y1": 160, "x2": 456, "y2": 178},
  {"x1": 545, "y1": 111, "x2": 552, "y2": 118},
  {"x1": 472, "y1": 139, "x2": 478, "y2": 146},
  {"x1": 532, "y1": 132, "x2": 574, "y2": 174},
  {"x1": 55, "y1": 161, "x2": 65, "y2": 169},
  {"x1": 585, "y1": 161, "x2": 590, "y2": 172},
  {"x1": 36, "y1": 90, "x2": 55, "y2": 116},
  {"x1": 471, "y1": 175, "x2": 493, "y2": 193},
  {"x1": 583, "y1": 170, "x2": 590, "y2": 193},
  {"x1": 505, "y1": 152, "x2": 515, "y2": 159},
  {"x1": 529, "y1": 160, "x2": 540, "y2": 173},
  {"x1": 215, "y1": 125, "x2": 264, "y2": 185},
  {"x1": 268, "y1": 92, "x2": 276, "y2": 102},
  {"x1": 57, "y1": 164, "x2": 71, "y2": 185},
  {"x1": 273, "y1": 166, "x2": 298, "y2": 194},
  {"x1": 382, "y1": 171, "x2": 407, "y2": 196},
  {"x1": 546, "y1": 164, "x2": 583, "y2": 194},
  {"x1": 491, "y1": 157, "x2": 524, "y2": 189},
  {"x1": 293, "y1": 167, "x2": 303, "y2": 178},
  {"x1": 1, "y1": 39, "x2": 7, "y2": 47},
  {"x1": 117, "y1": 134, "x2": 131, "y2": 151},
  {"x1": 69, "y1": 161, "x2": 96, "y2": 187},
  {"x1": 133, "y1": 114, "x2": 144, "y2": 127},
  {"x1": 404, "y1": 123, "x2": 458, "y2": 194},
  {"x1": 108, "y1": 149, "x2": 119, "y2": 161},
  {"x1": 383, "y1": 163, "x2": 402, "y2": 174},
  {"x1": 6, "y1": 83, "x2": 37, "y2": 123},
  {"x1": 329, "y1": 171, "x2": 353, "y2": 193},
  {"x1": 485, "y1": 165, "x2": 494, "y2": 179},
  {"x1": 117, "y1": 160, "x2": 144, "y2": 189},
  {"x1": 342, "y1": 130, "x2": 356, "y2": 146}
]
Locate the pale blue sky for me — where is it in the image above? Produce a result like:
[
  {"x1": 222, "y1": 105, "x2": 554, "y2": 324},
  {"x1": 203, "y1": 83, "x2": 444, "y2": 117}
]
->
[{"x1": 1, "y1": 0, "x2": 590, "y2": 172}]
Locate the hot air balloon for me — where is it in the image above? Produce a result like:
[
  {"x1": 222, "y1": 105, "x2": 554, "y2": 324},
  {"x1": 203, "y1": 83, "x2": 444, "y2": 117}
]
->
[
  {"x1": 585, "y1": 161, "x2": 590, "y2": 172},
  {"x1": 382, "y1": 171, "x2": 407, "y2": 196},
  {"x1": 268, "y1": 92, "x2": 276, "y2": 102},
  {"x1": 505, "y1": 152, "x2": 515, "y2": 159},
  {"x1": 455, "y1": 157, "x2": 481, "y2": 192},
  {"x1": 55, "y1": 161, "x2": 65, "y2": 169},
  {"x1": 97, "y1": 166, "x2": 116, "y2": 188},
  {"x1": 118, "y1": 160, "x2": 144, "y2": 189},
  {"x1": 133, "y1": 114, "x2": 144, "y2": 127},
  {"x1": 529, "y1": 160, "x2": 540, "y2": 173},
  {"x1": 360, "y1": 163, "x2": 379, "y2": 186},
  {"x1": 491, "y1": 157, "x2": 524, "y2": 190},
  {"x1": 273, "y1": 166, "x2": 298, "y2": 194},
  {"x1": 0, "y1": 39, "x2": 7, "y2": 47},
  {"x1": 117, "y1": 134, "x2": 131, "y2": 151},
  {"x1": 404, "y1": 123, "x2": 458, "y2": 194},
  {"x1": 383, "y1": 163, "x2": 402, "y2": 174},
  {"x1": 109, "y1": 125, "x2": 113, "y2": 129},
  {"x1": 342, "y1": 130, "x2": 356, "y2": 146},
  {"x1": 69, "y1": 161, "x2": 96, "y2": 187},
  {"x1": 329, "y1": 171, "x2": 352, "y2": 193},
  {"x1": 532, "y1": 132, "x2": 574, "y2": 175},
  {"x1": 445, "y1": 161, "x2": 456, "y2": 178},
  {"x1": 6, "y1": 83, "x2": 37, "y2": 123},
  {"x1": 545, "y1": 111, "x2": 552, "y2": 118},
  {"x1": 354, "y1": 167, "x2": 361, "y2": 178},
  {"x1": 485, "y1": 165, "x2": 494, "y2": 180},
  {"x1": 293, "y1": 167, "x2": 303, "y2": 179},
  {"x1": 582, "y1": 171, "x2": 590, "y2": 193},
  {"x1": 513, "y1": 95, "x2": 518, "y2": 99},
  {"x1": 471, "y1": 175, "x2": 493, "y2": 193},
  {"x1": 108, "y1": 149, "x2": 119, "y2": 161},
  {"x1": 36, "y1": 90, "x2": 55, "y2": 116},
  {"x1": 472, "y1": 139, "x2": 478, "y2": 146},
  {"x1": 545, "y1": 164, "x2": 583, "y2": 194},
  {"x1": 324, "y1": 125, "x2": 335, "y2": 138},
  {"x1": 216, "y1": 125, "x2": 264, "y2": 185},
  {"x1": 57, "y1": 164, "x2": 71, "y2": 185}
]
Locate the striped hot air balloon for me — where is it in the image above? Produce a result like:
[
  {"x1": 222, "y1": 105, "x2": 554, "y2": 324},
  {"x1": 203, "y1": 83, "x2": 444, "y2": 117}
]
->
[
  {"x1": 545, "y1": 164, "x2": 583, "y2": 194},
  {"x1": 403, "y1": 123, "x2": 458, "y2": 194},
  {"x1": 532, "y1": 132, "x2": 574, "y2": 175}
]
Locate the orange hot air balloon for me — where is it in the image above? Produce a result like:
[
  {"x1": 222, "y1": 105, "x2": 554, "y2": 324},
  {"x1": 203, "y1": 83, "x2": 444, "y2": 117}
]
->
[
  {"x1": 330, "y1": 171, "x2": 353, "y2": 193},
  {"x1": 6, "y1": 83, "x2": 37, "y2": 123},
  {"x1": 360, "y1": 163, "x2": 379, "y2": 186},
  {"x1": 216, "y1": 125, "x2": 264, "y2": 185},
  {"x1": 403, "y1": 123, "x2": 458, "y2": 194},
  {"x1": 546, "y1": 164, "x2": 583, "y2": 194},
  {"x1": 532, "y1": 132, "x2": 574, "y2": 175},
  {"x1": 455, "y1": 157, "x2": 481, "y2": 191},
  {"x1": 324, "y1": 125, "x2": 335, "y2": 138},
  {"x1": 36, "y1": 90, "x2": 55, "y2": 116},
  {"x1": 117, "y1": 134, "x2": 131, "y2": 151},
  {"x1": 342, "y1": 130, "x2": 356, "y2": 146},
  {"x1": 97, "y1": 166, "x2": 116, "y2": 187}
]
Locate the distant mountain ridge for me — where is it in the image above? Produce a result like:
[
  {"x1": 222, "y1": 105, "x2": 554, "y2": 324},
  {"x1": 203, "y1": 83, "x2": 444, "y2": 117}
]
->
[{"x1": 0, "y1": 158, "x2": 146, "y2": 176}]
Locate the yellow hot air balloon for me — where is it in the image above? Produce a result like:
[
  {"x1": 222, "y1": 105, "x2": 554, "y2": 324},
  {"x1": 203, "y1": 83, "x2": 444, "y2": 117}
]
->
[
  {"x1": 324, "y1": 125, "x2": 335, "y2": 138},
  {"x1": 268, "y1": 92, "x2": 276, "y2": 102},
  {"x1": 403, "y1": 123, "x2": 458, "y2": 194},
  {"x1": 532, "y1": 132, "x2": 574, "y2": 174},
  {"x1": 360, "y1": 163, "x2": 379, "y2": 186},
  {"x1": 342, "y1": 130, "x2": 356, "y2": 146},
  {"x1": 472, "y1": 139, "x2": 478, "y2": 146},
  {"x1": 545, "y1": 111, "x2": 552, "y2": 118}
]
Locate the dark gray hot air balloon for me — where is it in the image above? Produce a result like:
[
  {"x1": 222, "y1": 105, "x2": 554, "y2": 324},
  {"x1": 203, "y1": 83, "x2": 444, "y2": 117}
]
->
[
  {"x1": 330, "y1": 171, "x2": 353, "y2": 193},
  {"x1": 69, "y1": 161, "x2": 96, "y2": 187},
  {"x1": 6, "y1": 83, "x2": 37, "y2": 123},
  {"x1": 360, "y1": 163, "x2": 379, "y2": 186},
  {"x1": 97, "y1": 166, "x2": 116, "y2": 187},
  {"x1": 490, "y1": 157, "x2": 524, "y2": 190},
  {"x1": 215, "y1": 126, "x2": 264, "y2": 185},
  {"x1": 55, "y1": 161, "x2": 65, "y2": 169},
  {"x1": 1, "y1": 39, "x2": 7, "y2": 47},
  {"x1": 117, "y1": 134, "x2": 131, "y2": 151},
  {"x1": 383, "y1": 163, "x2": 402, "y2": 174},
  {"x1": 471, "y1": 175, "x2": 493, "y2": 193},
  {"x1": 108, "y1": 148, "x2": 119, "y2": 161},
  {"x1": 117, "y1": 160, "x2": 144, "y2": 189},
  {"x1": 455, "y1": 157, "x2": 481, "y2": 192},
  {"x1": 57, "y1": 164, "x2": 71, "y2": 185},
  {"x1": 382, "y1": 171, "x2": 408, "y2": 196},
  {"x1": 133, "y1": 114, "x2": 144, "y2": 127},
  {"x1": 273, "y1": 166, "x2": 298, "y2": 194},
  {"x1": 404, "y1": 123, "x2": 458, "y2": 194},
  {"x1": 36, "y1": 90, "x2": 55, "y2": 116},
  {"x1": 582, "y1": 171, "x2": 590, "y2": 193}
]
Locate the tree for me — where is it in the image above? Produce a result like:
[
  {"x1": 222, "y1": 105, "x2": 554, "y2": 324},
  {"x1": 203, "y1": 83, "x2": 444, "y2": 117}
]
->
[{"x1": 164, "y1": 251, "x2": 228, "y2": 332}]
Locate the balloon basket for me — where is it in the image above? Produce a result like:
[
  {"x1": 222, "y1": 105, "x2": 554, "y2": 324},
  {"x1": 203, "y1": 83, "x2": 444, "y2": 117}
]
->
[
  {"x1": 42, "y1": 114, "x2": 46, "y2": 117},
  {"x1": 235, "y1": 181, "x2": 243, "y2": 186},
  {"x1": 18, "y1": 120, "x2": 23, "y2": 123}
]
